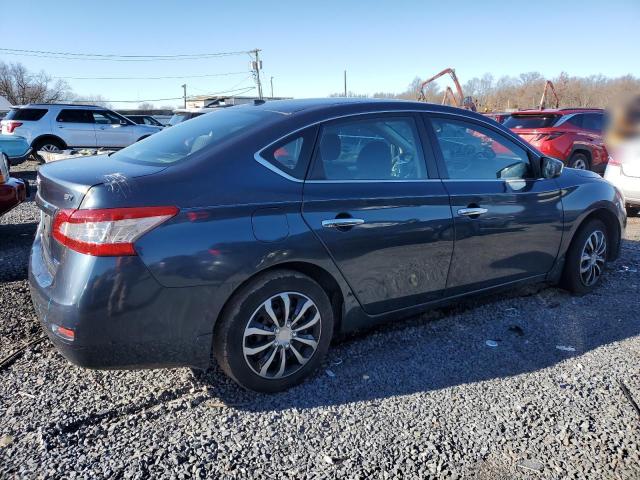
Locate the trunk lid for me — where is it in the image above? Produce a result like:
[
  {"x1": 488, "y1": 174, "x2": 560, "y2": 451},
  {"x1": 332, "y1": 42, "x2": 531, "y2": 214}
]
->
[{"x1": 36, "y1": 154, "x2": 167, "y2": 267}]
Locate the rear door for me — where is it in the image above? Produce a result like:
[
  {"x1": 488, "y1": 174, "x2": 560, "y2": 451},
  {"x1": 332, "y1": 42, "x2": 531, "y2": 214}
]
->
[
  {"x1": 301, "y1": 113, "x2": 454, "y2": 315},
  {"x1": 55, "y1": 109, "x2": 96, "y2": 147},
  {"x1": 425, "y1": 114, "x2": 563, "y2": 295},
  {"x1": 91, "y1": 110, "x2": 135, "y2": 147}
]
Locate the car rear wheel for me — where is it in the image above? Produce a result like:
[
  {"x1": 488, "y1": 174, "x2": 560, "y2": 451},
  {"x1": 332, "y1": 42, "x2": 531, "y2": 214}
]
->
[
  {"x1": 33, "y1": 138, "x2": 66, "y2": 162},
  {"x1": 214, "y1": 270, "x2": 334, "y2": 392},
  {"x1": 561, "y1": 219, "x2": 608, "y2": 294},
  {"x1": 569, "y1": 153, "x2": 590, "y2": 170}
]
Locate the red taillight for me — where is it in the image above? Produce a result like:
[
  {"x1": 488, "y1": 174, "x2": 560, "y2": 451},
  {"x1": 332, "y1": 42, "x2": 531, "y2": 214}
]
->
[
  {"x1": 5, "y1": 121, "x2": 23, "y2": 133},
  {"x1": 607, "y1": 155, "x2": 621, "y2": 166},
  {"x1": 52, "y1": 206, "x2": 178, "y2": 256}
]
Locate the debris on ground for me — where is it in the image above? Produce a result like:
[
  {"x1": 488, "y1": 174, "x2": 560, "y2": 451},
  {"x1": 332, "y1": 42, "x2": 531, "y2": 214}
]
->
[{"x1": 556, "y1": 345, "x2": 576, "y2": 352}]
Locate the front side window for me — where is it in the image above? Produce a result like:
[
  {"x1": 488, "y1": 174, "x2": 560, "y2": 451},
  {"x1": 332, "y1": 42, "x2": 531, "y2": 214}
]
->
[
  {"x1": 92, "y1": 111, "x2": 122, "y2": 125},
  {"x1": 310, "y1": 116, "x2": 427, "y2": 181},
  {"x1": 431, "y1": 118, "x2": 532, "y2": 180},
  {"x1": 582, "y1": 113, "x2": 604, "y2": 132}
]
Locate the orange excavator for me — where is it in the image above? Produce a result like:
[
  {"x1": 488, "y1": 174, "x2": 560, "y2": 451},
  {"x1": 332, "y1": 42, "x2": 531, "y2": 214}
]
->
[
  {"x1": 418, "y1": 67, "x2": 477, "y2": 111},
  {"x1": 538, "y1": 80, "x2": 560, "y2": 109}
]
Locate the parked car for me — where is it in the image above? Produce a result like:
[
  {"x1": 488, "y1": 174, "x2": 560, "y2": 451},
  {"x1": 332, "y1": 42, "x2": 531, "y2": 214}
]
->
[
  {"x1": 0, "y1": 104, "x2": 161, "y2": 154},
  {"x1": 605, "y1": 140, "x2": 640, "y2": 216},
  {"x1": 504, "y1": 108, "x2": 608, "y2": 172},
  {"x1": 167, "y1": 106, "x2": 228, "y2": 126},
  {"x1": 0, "y1": 134, "x2": 31, "y2": 166},
  {"x1": 0, "y1": 152, "x2": 28, "y2": 216},
  {"x1": 126, "y1": 115, "x2": 165, "y2": 127},
  {"x1": 30, "y1": 99, "x2": 626, "y2": 392}
]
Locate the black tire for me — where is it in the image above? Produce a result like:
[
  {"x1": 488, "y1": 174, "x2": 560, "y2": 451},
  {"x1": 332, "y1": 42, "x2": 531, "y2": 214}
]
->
[
  {"x1": 214, "y1": 270, "x2": 334, "y2": 392},
  {"x1": 560, "y1": 219, "x2": 608, "y2": 294},
  {"x1": 569, "y1": 152, "x2": 591, "y2": 170}
]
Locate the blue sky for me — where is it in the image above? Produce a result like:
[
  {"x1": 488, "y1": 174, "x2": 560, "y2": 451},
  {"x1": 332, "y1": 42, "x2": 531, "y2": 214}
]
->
[{"x1": 3, "y1": 0, "x2": 639, "y2": 108}]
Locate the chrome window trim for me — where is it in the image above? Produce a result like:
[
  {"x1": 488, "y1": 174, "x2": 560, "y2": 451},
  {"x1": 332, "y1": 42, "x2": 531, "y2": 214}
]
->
[{"x1": 253, "y1": 108, "x2": 540, "y2": 183}]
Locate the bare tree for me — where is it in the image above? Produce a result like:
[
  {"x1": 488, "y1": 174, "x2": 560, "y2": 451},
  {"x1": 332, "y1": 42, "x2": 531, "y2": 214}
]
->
[
  {"x1": 70, "y1": 94, "x2": 111, "y2": 108},
  {"x1": 138, "y1": 102, "x2": 154, "y2": 111},
  {"x1": 0, "y1": 61, "x2": 71, "y2": 105}
]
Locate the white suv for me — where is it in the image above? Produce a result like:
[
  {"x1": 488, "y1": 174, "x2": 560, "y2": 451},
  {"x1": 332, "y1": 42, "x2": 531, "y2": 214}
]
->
[{"x1": 0, "y1": 104, "x2": 161, "y2": 153}]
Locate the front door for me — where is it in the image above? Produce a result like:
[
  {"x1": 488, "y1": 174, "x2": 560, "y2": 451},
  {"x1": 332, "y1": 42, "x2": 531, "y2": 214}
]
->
[
  {"x1": 302, "y1": 114, "x2": 454, "y2": 315},
  {"x1": 91, "y1": 110, "x2": 134, "y2": 148},
  {"x1": 426, "y1": 114, "x2": 564, "y2": 295}
]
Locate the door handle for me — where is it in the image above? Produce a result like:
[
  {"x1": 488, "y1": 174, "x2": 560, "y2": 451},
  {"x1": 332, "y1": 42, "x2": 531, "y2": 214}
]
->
[
  {"x1": 457, "y1": 207, "x2": 488, "y2": 217},
  {"x1": 322, "y1": 218, "x2": 365, "y2": 229}
]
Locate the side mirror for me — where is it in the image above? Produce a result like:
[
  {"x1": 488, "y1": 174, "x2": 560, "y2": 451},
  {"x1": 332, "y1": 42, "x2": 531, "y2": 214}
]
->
[{"x1": 542, "y1": 156, "x2": 563, "y2": 179}]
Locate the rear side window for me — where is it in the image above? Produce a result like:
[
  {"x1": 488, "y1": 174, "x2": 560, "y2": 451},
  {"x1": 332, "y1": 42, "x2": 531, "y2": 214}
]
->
[
  {"x1": 503, "y1": 115, "x2": 559, "y2": 129},
  {"x1": 5, "y1": 108, "x2": 47, "y2": 121},
  {"x1": 309, "y1": 116, "x2": 427, "y2": 181},
  {"x1": 56, "y1": 109, "x2": 93, "y2": 123},
  {"x1": 112, "y1": 107, "x2": 276, "y2": 165},
  {"x1": 564, "y1": 114, "x2": 584, "y2": 128},
  {"x1": 260, "y1": 128, "x2": 316, "y2": 180}
]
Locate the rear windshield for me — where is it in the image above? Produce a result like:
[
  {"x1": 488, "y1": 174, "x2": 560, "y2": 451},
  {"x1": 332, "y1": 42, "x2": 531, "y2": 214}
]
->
[
  {"x1": 5, "y1": 108, "x2": 48, "y2": 121},
  {"x1": 503, "y1": 115, "x2": 560, "y2": 129},
  {"x1": 112, "y1": 108, "x2": 274, "y2": 165}
]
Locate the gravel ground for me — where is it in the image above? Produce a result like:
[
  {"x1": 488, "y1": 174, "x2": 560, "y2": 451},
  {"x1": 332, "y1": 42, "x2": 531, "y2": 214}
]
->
[{"x1": 1, "y1": 160, "x2": 639, "y2": 479}]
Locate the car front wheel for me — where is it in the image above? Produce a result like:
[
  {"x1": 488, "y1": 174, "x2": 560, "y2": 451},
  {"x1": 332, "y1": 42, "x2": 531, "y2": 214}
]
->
[
  {"x1": 569, "y1": 153, "x2": 590, "y2": 170},
  {"x1": 561, "y1": 219, "x2": 608, "y2": 294},
  {"x1": 214, "y1": 270, "x2": 334, "y2": 392}
]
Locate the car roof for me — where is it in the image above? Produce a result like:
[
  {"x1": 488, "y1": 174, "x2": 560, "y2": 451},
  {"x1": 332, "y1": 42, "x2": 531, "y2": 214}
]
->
[
  {"x1": 246, "y1": 97, "x2": 496, "y2": 123},
  {"x1": 510, "y1": 108, "x2": 604, "y2": 115},
  {"x1": 18, "y1": 103, "x2": 107, "y2": 109}
]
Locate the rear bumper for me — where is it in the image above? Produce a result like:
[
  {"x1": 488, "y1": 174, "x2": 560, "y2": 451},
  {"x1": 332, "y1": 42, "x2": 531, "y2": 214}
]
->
[
  {"x1": 0, "y1": 178, "x2": 27, "y2": 215},
  {"x1": 29, "y1": 234, "x2": 215, "y2": 370}
]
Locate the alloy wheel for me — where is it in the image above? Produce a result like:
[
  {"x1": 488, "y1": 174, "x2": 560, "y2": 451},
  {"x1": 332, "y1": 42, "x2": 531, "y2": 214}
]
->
[
  {"x1": 572, "y1": 158, "x2": 587, "y2": 169},
  {"x1": 40, "y1": 144, "x2": 61, "y2": 152},
  {"x1": 580, "y1": 230, "x2": 606, "y2": 286},
  {"x1": 243, "y1": 292, "x2": 321, "y2": 379}
]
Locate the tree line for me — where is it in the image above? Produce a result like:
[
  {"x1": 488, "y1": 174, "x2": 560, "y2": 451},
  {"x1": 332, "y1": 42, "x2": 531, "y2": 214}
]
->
[
  {"x1": 2, "y1": 60, "x2": 639, "y2": 112},
  {"x1": 349, "y1": 72, "x2": 640, "y2": 111}
]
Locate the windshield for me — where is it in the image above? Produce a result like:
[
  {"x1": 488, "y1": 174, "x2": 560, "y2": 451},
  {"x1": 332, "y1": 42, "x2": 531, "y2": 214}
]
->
[
  {"x1": 111, "y1": 108, "x2": 273, "y2": 165},
  {"x1": 504, "y1": 115, "x2": 560, "y2": 129}
]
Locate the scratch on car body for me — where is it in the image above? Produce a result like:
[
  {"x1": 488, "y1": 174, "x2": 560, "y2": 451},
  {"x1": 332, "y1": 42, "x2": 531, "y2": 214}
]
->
[{"x1": 102, "y1": 173, "x2": 132, "y2": 197}]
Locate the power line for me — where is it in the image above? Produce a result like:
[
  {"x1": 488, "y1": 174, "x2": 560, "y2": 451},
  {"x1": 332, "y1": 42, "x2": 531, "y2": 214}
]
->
[
  {"x1": 0, "y1": 47, "x2": 251, "y2": 62},
  {"x1": 65, "y1": 86, "x2": 256, "y2": 104},
  {"x1": 53, "y1": 71, "x2": 250, "y2": 80}
]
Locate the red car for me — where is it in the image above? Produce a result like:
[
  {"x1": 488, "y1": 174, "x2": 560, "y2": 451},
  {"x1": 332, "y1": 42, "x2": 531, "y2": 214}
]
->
[
  {"x1": 503, "y1": 108, "x2": 607, "y2": 172},
  {"x1": 0, "y1": 153, "x2": 28, "y2": 216}
]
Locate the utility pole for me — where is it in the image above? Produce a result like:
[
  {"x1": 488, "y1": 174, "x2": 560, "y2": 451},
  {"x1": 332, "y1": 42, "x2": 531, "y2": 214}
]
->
[
  {"x1": 344, "y1": 70, "x2": 347, "y2": 97},
  {"x1": 181, "y1": 84, "x2": 187, "y2": 108},
  {"x1": 270, "y1": 76, "x2": 274, "y2": 99},
  {"x1": 251, "y1": 49, "x2": 263, "y2": 99}
]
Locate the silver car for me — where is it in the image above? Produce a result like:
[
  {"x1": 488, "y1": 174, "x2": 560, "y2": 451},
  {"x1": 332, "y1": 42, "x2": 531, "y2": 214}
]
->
[{"x1": 605, "y1": 139, "x2": 640, "y2": 216}]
